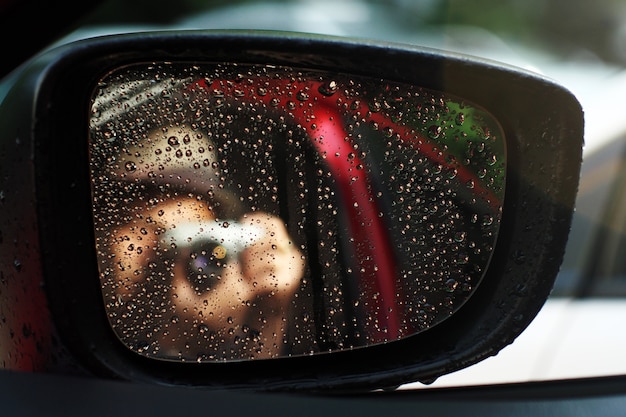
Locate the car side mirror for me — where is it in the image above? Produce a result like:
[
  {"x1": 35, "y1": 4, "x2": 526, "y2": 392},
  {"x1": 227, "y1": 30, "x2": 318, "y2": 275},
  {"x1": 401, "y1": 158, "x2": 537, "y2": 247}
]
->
[{"x1": 0, "y1": 31, "x2": 583, "y2": 391}]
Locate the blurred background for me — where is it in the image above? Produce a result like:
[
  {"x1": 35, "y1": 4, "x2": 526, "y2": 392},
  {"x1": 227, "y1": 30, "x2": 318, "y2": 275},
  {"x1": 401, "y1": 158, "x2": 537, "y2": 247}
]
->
[{"x1": 84, "y1": 0, "x2": 626, "y2": 65}]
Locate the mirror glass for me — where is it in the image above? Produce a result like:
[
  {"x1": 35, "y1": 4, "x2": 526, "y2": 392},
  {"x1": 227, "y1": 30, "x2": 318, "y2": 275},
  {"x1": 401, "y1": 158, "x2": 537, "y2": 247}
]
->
[{"x1": 88, "y1": 62, "x2": 506, "y2": 362}]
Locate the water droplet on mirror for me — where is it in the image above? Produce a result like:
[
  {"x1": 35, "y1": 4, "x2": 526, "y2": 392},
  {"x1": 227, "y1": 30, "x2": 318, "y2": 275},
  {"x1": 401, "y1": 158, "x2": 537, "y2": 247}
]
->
[
  {"x1": 369, "y1": 100, "x2": 382, "y2": 113},
  {"x1": 296, "y1": 91, "x2": 310, "y2": 101},
  {"x1": 318, "y1": 81, "x2": 338, "y2": 96},
  {"x1": 124, "y1": 161, "x2": 137, "y2": 172},
  {"x1": 445, "y1": 279, "x2": 458, "y2": 292},
  {"x1": 136, "y1": 340, "x2": 150, "y2": 353},
  {"x1": 428, "y1": 125, "x2": 442, "y2": 139}
]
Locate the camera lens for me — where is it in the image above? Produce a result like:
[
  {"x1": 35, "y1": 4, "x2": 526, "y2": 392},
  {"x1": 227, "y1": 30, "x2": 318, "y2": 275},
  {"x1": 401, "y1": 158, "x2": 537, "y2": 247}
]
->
[{"x1": 186, "y1": 241, "x2": 229, "y2": 292}]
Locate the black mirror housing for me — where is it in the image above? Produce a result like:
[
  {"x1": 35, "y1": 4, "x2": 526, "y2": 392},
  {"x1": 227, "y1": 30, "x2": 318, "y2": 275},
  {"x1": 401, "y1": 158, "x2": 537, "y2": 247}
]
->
[{"x1": 0, "y1": 31, "x2": 583, "y2": 391}]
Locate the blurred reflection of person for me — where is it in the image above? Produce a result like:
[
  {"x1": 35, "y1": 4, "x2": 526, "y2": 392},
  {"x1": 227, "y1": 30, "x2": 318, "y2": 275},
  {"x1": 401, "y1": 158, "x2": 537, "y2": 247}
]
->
[{"x1": 102, "y1": 124, "x2": 305, "y2": 361}]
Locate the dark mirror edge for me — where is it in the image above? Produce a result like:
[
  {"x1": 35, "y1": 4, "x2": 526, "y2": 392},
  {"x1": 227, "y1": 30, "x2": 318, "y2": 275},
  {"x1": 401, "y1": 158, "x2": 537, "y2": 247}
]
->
[{"x1": 0, "y1": 30, "x2": 583, "y2": 392}]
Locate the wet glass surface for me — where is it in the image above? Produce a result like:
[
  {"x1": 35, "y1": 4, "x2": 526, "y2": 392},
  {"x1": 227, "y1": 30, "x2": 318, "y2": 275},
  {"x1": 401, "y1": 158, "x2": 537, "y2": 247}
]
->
[{"x1": 89, "y1": 62, "x2": 505, "y2": 361}]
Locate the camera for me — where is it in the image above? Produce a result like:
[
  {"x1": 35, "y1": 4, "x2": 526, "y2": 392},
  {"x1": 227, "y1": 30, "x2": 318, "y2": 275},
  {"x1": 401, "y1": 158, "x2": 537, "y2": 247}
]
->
[{"x1": 163, "y1": 220, "x2": 264, "y2": 292}]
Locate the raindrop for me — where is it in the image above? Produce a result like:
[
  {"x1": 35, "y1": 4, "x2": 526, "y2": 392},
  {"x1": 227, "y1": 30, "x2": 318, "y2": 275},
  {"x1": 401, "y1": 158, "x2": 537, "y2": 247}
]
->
[
  {"x1": 296, "y1": 91, "x2": 310, "y2": 101},
  {"x1": 428, "y1": 125, "x2": 442, "y2": 139},
  {"x1": 318, "y1": 81, "x2": 338, "y2": 96},
  {"x1": 124, "y1": 161, "x2": 137, "y2": 172},
  {"x1": 369, "y1": 100, "x2": 382, "y2": 113},
  {"x1": 445, "y1": 279, "x2": 458, "y2": 292},
  {"x1": 168, "y1": 136, "x2": 179, "y2": 147},
  {"x1": 136, "y1": 340, "x2": 149, "y2": 352},
  {"x1": 457, "y1": 252, "x2": 469, "y2": 264}
]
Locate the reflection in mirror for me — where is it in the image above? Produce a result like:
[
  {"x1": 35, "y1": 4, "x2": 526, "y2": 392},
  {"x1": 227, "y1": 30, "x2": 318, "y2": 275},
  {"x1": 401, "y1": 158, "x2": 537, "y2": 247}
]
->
[{"x1": 88, "y1": 62, "x2": 506, "y2": 362}]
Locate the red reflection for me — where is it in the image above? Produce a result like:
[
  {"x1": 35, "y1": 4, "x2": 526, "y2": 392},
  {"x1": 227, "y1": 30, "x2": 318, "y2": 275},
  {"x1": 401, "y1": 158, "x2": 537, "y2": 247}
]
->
[{"x1": 190, "y1": 75, "x2": 499, "y2": 342}]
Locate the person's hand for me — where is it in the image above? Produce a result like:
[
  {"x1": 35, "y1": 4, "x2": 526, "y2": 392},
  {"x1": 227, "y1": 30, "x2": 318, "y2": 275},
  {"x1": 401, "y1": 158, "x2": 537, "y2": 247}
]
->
[
  {"x1": 110, "y1": 196, "x2": 304, "y2": 358},
  {"x1": 239, "y1": 212, "x2": 305, "y2": 301}
]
